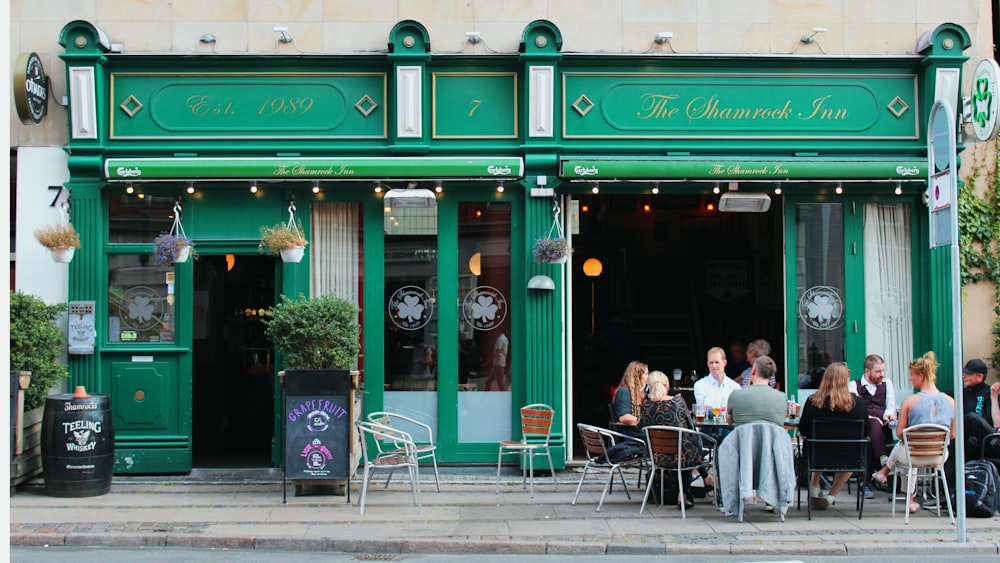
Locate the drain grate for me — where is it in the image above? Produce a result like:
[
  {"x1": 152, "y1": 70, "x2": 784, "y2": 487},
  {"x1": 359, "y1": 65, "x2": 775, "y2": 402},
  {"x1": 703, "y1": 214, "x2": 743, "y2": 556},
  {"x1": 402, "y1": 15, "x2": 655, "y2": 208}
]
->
[{"x1": 354, "y1": 555, "x2": 398, "y2": 561}]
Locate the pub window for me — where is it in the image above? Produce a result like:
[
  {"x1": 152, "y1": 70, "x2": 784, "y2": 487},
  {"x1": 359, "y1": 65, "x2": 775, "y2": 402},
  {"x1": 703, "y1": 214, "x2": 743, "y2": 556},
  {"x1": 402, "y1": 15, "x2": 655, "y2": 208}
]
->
[
  {"x1": 108, "y1": 192, "x2": 174, "y2": 243},
  {"x1": 108, "y1": 254, "x2": 175, "y2": 343}
]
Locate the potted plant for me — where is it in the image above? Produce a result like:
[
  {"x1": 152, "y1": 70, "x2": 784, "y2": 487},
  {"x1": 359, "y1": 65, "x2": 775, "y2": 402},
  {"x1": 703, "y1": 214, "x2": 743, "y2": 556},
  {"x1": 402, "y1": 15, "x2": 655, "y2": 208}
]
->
[
  {"x1": 151, "y1": 232, "x2": 194, "y2": 265},
  {"x1": 10, "y1": 291, "x2": 69, "y2": 488},
  {"x1": 533, "y1": 235, "x2": 570, "y2": 264},
  {"x1": 264, "y1": 293, "x2": 360, "y2": 371},
  {"x1": 34, "y1": 223, "x2": 81, "y2": 263},
  {"x1": 259, "y1": 220, "x2": 308, "y2": 263}
]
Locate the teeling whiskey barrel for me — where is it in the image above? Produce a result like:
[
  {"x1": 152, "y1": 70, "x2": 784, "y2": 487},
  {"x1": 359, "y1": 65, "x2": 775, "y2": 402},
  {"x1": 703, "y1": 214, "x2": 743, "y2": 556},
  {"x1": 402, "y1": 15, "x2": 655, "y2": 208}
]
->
[{"x1": 41, "y1": 392, "x2": 114, "y2": 497}]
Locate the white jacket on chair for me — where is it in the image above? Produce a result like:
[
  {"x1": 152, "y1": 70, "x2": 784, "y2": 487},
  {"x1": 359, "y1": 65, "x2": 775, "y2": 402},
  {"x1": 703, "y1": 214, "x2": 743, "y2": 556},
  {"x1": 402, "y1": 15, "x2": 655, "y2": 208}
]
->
[{"x1": 718, "y1": 422, "x2": 796, "y2": 517}]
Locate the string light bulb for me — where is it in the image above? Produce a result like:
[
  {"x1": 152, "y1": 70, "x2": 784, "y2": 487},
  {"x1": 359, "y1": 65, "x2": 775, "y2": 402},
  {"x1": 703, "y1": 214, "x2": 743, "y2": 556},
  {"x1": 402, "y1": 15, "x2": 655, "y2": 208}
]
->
[
  {"x1": 835, "y1": 183, "x2": 843, "y2": 195},
  {"x1": 894, "y1": 182, "x2": 903, "y2": 196},
  {"x1": 496, "y1": 180, "x2": 504, "y2": 193},
  {"x1": 591, "y1": 183, "x2": 599, "y2": 194},
  {"x1": 374, "y1": 180, "x2": 382, "y2": 194},
  {"x1": 186, "y1": 181, "x2": 195, "y2": 194},
  {"x1": 774, "y1": 184, "x2": 782, "y2": 195},
  {"x1": 250, "y1": 180, "x2": 258, "y2": 194},
  {"x1": 651, "y1": 182, "x2": 659, "y2": 195},
  {"x1": 126, "y1": 182, "x2": 134, "y2": 194},
  {"x1": 712, "y1": 182, "x2": 721, "y2": 195},
  {"x1": 434, "y1": 180, "x2": 443, "y2": 194},
  {"x1": 312, "y1": 180, "x2": 320, "y2": 194}
]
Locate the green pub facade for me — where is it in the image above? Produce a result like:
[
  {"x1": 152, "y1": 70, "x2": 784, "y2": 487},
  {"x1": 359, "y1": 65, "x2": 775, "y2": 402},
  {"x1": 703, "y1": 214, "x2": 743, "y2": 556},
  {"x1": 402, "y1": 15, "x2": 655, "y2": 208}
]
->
[{"x1": 57, "y1": 19, "x2": 970, "y2": 473}]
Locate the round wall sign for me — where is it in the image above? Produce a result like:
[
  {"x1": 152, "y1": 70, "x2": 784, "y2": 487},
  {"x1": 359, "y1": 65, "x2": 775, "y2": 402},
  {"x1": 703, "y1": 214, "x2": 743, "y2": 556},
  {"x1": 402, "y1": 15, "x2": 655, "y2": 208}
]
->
[
  {"x1": 14, "y1": 52, "x2": 49, "y2": 125},
  {"x1": 972, "y1": 58, "x2": 1000, "y2": 142}
]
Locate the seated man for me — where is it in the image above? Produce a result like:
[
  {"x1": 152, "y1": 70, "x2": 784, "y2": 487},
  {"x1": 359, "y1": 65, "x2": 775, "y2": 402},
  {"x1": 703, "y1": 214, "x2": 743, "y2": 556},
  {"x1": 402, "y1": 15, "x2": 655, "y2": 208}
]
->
[
  {"x1": 847, "y1": 354, "x2": 895, "y2": 482},
  {"x1": 962, "y1": 358, "x2": 995, "y2": 460},
  {"x1": 694, "y1": 346, "x2": 741, "y2": 413},
  {"x1": 726, "y1": 356, "x2": 787, "y2": 427}
]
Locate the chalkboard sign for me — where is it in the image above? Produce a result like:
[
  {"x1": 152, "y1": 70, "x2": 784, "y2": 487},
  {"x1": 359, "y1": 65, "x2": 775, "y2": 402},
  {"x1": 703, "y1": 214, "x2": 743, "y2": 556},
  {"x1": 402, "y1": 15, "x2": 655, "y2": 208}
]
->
[{"x1": 283, "y1": 369, "x2": 352, "y2": 481}]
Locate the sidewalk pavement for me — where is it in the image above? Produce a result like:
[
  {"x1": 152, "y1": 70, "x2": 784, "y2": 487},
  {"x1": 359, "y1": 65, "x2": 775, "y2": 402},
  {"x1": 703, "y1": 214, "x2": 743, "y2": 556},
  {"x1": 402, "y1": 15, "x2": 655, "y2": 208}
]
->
[{"x1": 10, "y1": 466, "x2": 1000, "y2": 556}]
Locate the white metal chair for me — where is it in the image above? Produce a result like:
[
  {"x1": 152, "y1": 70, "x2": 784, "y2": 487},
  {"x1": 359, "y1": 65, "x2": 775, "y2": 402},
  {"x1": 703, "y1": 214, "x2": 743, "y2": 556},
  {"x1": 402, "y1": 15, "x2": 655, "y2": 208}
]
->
[
  {"x1": 496, "y1": 403, "x2": 558, "y2": 497},
  {"x1": 640, "y1": 425, "x2": 718, "y2": 519},
  {"x1": 355, "y1": 420, "x2": 422, "y2": 515},
  {"x1": 572, "y1": 423, "x2": 647, "y2": 511},
  {"x1": 889, "y1": 423, "x2": 954, "y2": 525},
  {"x1": 367, "y1": 411, "x2": 441, "y2": 492}
]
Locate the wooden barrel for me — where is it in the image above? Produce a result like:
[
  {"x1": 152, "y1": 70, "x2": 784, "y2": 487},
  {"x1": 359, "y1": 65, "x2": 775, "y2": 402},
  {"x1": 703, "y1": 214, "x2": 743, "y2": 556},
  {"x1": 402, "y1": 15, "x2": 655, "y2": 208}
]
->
[{"x1": 41, "y1": 392, "x2": 114, "y2": 497}]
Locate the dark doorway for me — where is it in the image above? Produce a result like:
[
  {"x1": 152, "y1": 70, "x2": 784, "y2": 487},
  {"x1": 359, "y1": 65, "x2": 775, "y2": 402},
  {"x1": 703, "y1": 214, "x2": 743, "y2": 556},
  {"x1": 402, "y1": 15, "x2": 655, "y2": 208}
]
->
[
  {"x1": 192, "y1": 254, "x2": 277, "y2": 468},
  {"x1": 570, "y1": 193, "x2": 785, "y2": 451}
]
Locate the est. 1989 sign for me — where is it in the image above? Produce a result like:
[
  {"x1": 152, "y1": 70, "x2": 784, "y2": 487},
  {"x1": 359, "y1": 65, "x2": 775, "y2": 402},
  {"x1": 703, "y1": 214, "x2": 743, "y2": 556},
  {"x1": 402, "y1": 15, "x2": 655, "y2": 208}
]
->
[{"x1": 14, "y1": 52, "x2": 49, "y2": 125}]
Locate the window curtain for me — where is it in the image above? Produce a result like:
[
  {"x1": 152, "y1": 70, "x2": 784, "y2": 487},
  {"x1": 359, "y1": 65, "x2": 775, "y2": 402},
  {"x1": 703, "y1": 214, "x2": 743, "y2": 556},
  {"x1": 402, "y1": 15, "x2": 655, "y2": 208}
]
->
[
  {"x1": 311, "y1": 202, "x2": 361, "y2": 306},
  {"x1": 863, "y1": 203, "x2": 912, "y2": 401}
]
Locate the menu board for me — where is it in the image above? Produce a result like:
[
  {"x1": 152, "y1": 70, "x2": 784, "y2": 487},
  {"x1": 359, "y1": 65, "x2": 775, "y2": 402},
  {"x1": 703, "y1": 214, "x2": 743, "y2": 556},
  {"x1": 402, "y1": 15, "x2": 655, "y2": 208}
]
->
[{"x1": 283, "y1": 369, "x2": 352, "y2": 480}]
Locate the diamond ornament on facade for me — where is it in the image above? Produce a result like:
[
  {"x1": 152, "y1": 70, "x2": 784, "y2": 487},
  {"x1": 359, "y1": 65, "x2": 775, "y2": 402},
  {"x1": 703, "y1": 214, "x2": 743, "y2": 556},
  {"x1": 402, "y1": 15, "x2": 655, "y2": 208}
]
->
[
  {"x1": 886, "y1": 96, "x2": 909, "y2": 118},
  {"x1": 120, "y1": 94, "x2": 144, "y2": 117}
]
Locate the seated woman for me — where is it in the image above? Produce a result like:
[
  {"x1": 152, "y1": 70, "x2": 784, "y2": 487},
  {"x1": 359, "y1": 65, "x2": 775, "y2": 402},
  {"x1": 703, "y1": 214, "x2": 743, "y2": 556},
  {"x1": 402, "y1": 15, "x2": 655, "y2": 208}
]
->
[
  {"x1": 872, "y1": 351, "x2": 956, "y2": 513},
  {"x1": 797, "y1": 362, "x2": 870, "y2": 510},
  {"x1": 612, "y1": 360, "x2": 648, "y2": 439},
  {"x1": 638, "y1": 370, "x2": 702, "y2": 509}
]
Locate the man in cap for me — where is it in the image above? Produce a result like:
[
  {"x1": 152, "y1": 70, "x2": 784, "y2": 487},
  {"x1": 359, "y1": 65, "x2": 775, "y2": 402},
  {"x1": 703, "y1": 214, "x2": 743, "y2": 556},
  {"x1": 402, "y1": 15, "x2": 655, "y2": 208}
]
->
[{"x1": 962, "y1": 358, "x2": 994, "y2": 460}]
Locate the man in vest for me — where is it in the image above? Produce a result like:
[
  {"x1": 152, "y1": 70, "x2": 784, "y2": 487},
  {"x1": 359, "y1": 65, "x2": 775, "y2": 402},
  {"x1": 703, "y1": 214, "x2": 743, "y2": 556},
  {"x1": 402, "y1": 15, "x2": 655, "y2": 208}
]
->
[{"x1": 847, "y1": 354, "x2": 896, "y2": 497}]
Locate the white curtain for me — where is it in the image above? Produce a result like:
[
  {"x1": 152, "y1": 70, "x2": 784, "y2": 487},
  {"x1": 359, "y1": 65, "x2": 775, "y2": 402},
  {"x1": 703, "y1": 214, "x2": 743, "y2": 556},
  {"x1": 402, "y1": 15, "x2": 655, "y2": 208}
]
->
[
  {"x1": 863, "y1": 203, "x2": 912, "y2": 403},
  {"x1": 311, "y1": 202, "x2": 361, "y2": 307}
]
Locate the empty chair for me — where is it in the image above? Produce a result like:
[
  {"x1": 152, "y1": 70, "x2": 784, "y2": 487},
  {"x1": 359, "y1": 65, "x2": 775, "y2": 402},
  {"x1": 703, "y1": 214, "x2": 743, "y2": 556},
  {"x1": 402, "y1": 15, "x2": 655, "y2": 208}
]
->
[
  {"x1": 799, "y1": 418, "x2": 868, "y2": 520},
  {"x1": 718, "y1": 422, "x2": 796, "y2": 521},
  {"x1": 367, "y1": 411, "x2": 441, "y2": 492},
  {"x1": 496, "y1": 403, "x2": 558, "y2": 497},
  {"x1": 355, "y1": 420, "x2": 422, "y2": 515},
  {"x1": 888, "y1": 423, "x2": 954, "y2": 525},
  {"x1": 572, "y1": 423, "x2": 647, "y2": 511},
  {"x1": 982, "y1": 432, "x2": 1000, "y2": 470},
  {"x1": 640, "y1": 425, "x2": 718, "y2": 519}
]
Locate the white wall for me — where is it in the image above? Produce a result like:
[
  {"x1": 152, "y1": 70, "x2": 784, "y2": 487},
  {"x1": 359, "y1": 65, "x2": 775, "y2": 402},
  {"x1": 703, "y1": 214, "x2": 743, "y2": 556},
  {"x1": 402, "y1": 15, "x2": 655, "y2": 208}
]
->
[{"x1": 14, "y1": 146, "x2": 71, "y2": 306}]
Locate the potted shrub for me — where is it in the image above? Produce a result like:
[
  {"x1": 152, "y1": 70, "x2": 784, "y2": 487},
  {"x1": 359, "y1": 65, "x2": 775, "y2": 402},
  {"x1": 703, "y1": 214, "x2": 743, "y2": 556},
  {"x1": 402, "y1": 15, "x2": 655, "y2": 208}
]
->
[
  {"x1": 264, "y1": 293, "x2": 361, "y2": 494},
  {"x1": 151, "y1": 232, "x2": 194, "y2": 265},
  {"x1": 10, "y1": 291, "x2": 69, "y2": 412},
  {"x1": 259, "y1": 220, "x2": 308, "y2": 263},
  {"x1": 533, "y1": 236, "x2": 570, "y2": 264},
  {"x1": 34, "y1": 223, "x2": 81, "y2": 263}
]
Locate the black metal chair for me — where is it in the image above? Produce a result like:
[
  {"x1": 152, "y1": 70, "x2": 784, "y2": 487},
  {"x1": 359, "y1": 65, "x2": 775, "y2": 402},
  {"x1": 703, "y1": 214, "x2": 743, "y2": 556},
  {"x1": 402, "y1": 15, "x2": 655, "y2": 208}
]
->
[
  {"x1": 982, "y1": 432, "x2": 1000, "y2": 471},
  {"x1": 800, "y1": 417, "x2": 868, "y2": 520}
]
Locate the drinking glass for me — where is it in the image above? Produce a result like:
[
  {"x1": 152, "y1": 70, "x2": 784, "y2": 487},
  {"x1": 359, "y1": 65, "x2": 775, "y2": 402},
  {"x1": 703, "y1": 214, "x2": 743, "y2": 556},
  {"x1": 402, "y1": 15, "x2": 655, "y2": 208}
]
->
[{"x1": 694, "y1": 404, "x2": 705, "y2": 423}]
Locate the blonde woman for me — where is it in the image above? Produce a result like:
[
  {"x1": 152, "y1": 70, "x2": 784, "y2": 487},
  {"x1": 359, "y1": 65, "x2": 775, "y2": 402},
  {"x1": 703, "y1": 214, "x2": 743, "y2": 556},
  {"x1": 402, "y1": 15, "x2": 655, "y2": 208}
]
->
[
  {"x1": 872, "y1": 351, "x2": 956, "y2": 513},
  {"x1": 639, "y1": 370, "x2": 702, "y2": 508},
  {"x1": 612, "y1": 360, "x2": 648, "y2": 438},
  {"x1": 797, "y1": 362, "x2": 869, "y2": 509}
]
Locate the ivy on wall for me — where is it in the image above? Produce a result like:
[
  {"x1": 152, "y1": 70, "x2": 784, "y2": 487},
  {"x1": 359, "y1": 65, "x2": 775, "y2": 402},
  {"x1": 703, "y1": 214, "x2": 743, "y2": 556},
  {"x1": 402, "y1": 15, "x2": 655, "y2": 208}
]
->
[{"x1": 958, "y1": 138, "x2": 1000, "y2": 369}]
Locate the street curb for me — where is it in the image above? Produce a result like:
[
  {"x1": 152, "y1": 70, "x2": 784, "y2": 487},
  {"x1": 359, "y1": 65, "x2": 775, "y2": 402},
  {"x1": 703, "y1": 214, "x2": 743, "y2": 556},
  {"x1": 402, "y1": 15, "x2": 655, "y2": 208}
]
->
[{"x1": 844, "y1": 541, "x2": 1000, "y2": 556}]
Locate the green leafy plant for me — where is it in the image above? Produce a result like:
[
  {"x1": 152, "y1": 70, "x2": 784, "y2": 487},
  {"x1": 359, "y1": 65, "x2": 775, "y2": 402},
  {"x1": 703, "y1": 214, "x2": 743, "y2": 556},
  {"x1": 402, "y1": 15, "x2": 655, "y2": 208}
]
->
[
  {"x1": 958, "y1": 141, "x2": 1000, "y2": 369},
  {"x1": 259, "y1": 220, "x2": 308, "y2": 255},
  {"x1": 263, "y1": 293, "x2": 360, "y2": 369},
  {"x1": 33, "y1": 222, "x2": 81, "y2": 250},
  {"x1": 10, "y1": 291, "x2": 68, "y2": 411}
]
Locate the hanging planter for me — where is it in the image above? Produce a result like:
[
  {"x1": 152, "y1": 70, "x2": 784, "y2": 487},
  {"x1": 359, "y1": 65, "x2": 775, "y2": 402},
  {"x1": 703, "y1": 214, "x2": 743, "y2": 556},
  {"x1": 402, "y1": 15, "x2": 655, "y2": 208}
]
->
[
  {"x1": 259, "y1": 200, "x2": 308, "y2": 263},
  {"x1": 34, "y1": 201, "x2": 81, "y2": 264},
  {"x1": 532, "y1": 199, "x2": 570, "y2": 264},
  {"x1": 151, "y1": 200, "x2": 195, "y2": 266}
]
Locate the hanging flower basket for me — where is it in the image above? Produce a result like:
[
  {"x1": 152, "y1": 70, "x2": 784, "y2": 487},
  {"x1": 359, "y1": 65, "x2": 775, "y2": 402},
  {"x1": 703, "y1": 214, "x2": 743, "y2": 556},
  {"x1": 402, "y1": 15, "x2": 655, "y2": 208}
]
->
[
  {"x1": 34, "y1": 202, "x2": 81, "y2": 263},
  {"x1": 151, "y1": 200, "x2": 195, "y2": 265},
  {"x1": 533, "y1": 199, "x2": 570, "y2": 264},
  {"x1": 259, "y1": 202, "x2": 308, "y2": 263},
  {"x1": 533, "y1": 236, "x2": 569, "y2": 264},
  {"x1": 152, "y1": 233, "x2": 193, "y2": 265}
]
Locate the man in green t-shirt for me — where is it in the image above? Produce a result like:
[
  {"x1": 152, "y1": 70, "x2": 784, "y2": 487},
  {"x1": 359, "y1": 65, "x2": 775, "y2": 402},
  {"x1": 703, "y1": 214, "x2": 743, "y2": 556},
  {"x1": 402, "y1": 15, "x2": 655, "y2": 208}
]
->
[{"x1": 726, "y1": 356, "x2": 787, "y2": 427}]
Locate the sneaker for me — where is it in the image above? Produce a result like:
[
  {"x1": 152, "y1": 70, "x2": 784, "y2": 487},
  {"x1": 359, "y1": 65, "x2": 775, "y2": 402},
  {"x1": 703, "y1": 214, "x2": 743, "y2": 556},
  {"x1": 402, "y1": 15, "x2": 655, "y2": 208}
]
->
[
  {"x1": 811, "y1": 495, "x2": 829, "y2": 510},
  {"x1": 863, "y1": 486, "x2": 875, "y2": 499},
  {"x1": 764, "y1": 504, "x2": 775, "y2": 513}
]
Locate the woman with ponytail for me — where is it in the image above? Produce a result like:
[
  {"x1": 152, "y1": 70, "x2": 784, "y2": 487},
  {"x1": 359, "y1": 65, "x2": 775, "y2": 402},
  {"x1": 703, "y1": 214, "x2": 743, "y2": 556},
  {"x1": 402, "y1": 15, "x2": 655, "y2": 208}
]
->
[{"x1": 871, "y1": 351, "x2": 956, "y2": 513}]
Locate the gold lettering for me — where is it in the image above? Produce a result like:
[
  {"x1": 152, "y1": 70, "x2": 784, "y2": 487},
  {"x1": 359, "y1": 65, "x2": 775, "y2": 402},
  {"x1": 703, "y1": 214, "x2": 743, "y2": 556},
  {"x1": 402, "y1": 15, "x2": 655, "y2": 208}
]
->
[
  {"x1": 797, "y1": 95, "x2": 847, "y2": 120},
  {"x1": 469, "y1": 99, "x2": 482, "y2": 117},
  {"x1": 637, "y1": 93, "x2": 680, "y2": 119}
]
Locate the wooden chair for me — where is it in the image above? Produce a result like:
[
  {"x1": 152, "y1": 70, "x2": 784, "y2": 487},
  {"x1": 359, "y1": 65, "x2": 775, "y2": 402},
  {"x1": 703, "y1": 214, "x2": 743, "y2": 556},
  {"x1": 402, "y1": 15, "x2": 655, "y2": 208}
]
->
[
  {"x1": 640, "y1": 425, "x2": 718, "y2": 519},
  {"x1": 799, "y1": 418, "x2": 868, "y2": 520},
  {"x1": 495, "y1": 403, "x2": 558, "y2": 497},
  {"x1": 890, "y1": 423, "x2": 954, "y2": 525},
  {"x1": 355, "y1": 420, "x2": 422, "y2": 515},
  {"x1": 571, "y1": 423, "x2": 647, "y2": 511},
  {"x1": 367, "y1": 411, "x2": 441, "y2": 492}
]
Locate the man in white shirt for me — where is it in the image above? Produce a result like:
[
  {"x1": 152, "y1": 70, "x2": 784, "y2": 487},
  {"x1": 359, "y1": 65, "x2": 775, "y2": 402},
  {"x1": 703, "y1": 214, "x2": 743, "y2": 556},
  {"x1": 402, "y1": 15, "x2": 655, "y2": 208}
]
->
[
  {"x1": 694, "y1": 346, "x2": 741, "y2": 412},
  {"x1": 847, "y1": 354, "x2": 895, "y2": 491}
]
